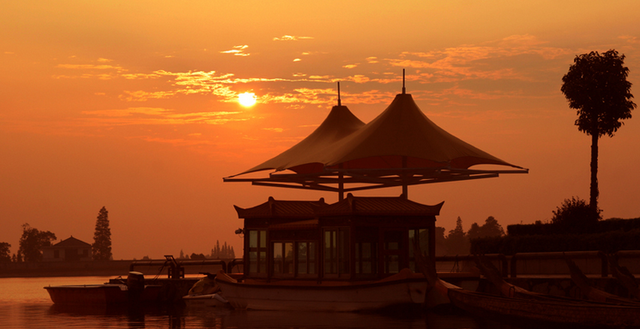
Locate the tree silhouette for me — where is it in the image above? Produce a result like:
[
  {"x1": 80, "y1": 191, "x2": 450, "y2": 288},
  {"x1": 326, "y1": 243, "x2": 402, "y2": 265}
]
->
[
  {"x1": 551, "y1": 196, "x2": 600, "y2": 232},
  {"x1": 561, "y1": 50, "x2": 636, "y2": 211},
  {"x1": 18, "y1": 223, "x2": 56, "y2": 262},
  {"x1": 444, "y1": 217, "x2": 469, "y2": 255},
  {"x1": 468, "y1": 216, "x2": 505, "y2": 240},
  {"x1": 92, "y1": 207, "x2": 112, "y2": 260},
  {"x1": 0, "y1": 242, "x2": 11, "y2": 262}
]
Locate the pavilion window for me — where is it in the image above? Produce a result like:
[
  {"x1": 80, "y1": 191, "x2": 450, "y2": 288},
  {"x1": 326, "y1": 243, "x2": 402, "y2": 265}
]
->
[
  {"x1": 323, "y1": 228, "x2": 349, "y2": 277},
  {"x1": 355, "y1": 242, "x2": 377, "y2": 275},
  {"x1": 384, "y1": 230, "x2": 403, "y2": 274},
  {"x1": 409, "y1": 228, "x2": 429, "y2": 273},
  {"x1": 272, "y1": 242, "x2": 294, "y2": 275},
  {"x1": 296, "y1": 241, "x2": 316, "y2": 275},
  {"x1": 248, "y1": 229, "x2": 267, "y2": 275}
]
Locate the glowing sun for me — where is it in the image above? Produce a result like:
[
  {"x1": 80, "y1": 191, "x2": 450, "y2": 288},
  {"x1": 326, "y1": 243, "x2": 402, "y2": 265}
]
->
[{"x1": 238, "y1": 92, "x2": 257, "y2": 107}]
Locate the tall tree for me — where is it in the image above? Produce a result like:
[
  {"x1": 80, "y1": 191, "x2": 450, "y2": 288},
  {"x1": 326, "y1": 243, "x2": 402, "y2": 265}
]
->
[
  {"x1": 561, "y1": 50, "x2": 636, "y2": 211},
  {"x1": 18, "y1": 223, "x2": 56, "y2": 262},
  {"x1": 0, "y1": 242, "x2": 11, "y2": 262},
  {"x1": 444, "y1": 217, "x2": 470, "y2": 255},
  {"x1": 92, "y1": 206, "x2": 112, "y2": 260}
]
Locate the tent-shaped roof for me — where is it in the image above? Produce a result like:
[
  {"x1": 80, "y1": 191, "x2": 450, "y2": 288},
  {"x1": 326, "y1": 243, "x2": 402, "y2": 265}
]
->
[
  {"x1": 233, "y1": 104, "x2": 365, "y2": 176},
  {"x1": 319, "y1": 93, "x2": 520, "y2": 170},
  {"x1": 225, "y1": 91, "x2": 527, "y2": 196}
]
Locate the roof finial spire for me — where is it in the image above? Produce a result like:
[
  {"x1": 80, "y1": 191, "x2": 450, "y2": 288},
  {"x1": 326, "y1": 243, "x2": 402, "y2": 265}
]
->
[
  {"x1": 402, "y1": 69, "x2": 406, "y2": 94},
  {"x1": 337, "y1": 81, "x2": 341, "y2": 106}
]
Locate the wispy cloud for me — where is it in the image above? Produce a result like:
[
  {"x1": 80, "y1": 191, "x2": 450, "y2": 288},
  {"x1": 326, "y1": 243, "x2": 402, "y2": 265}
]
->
[
  {"x1": 80, "y1": 107, "x2": 246, "y2": 126},
  {"x1": 273, "y1": 35, "x2": 314, "y2": 41},
  {"x1": 388, "y1": 35, "x2": 571, "y2": 83},
  {"x1": 220, "y1": 45, "x2": 250, "y2": 56}
]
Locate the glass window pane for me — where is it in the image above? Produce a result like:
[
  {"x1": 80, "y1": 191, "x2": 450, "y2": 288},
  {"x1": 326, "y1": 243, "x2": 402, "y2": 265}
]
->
[
  {"x1": 298, "y1": 242, "x2": 307, "y2": 274},
  {"x1": 285, "y1": 242, "x2": 294, "y2": 274},
  {"x1": 249, "y1": 230, "x2": 258, "y2": 248},
  {"x1": 259, "y1": 251, "x2": 266, "y2": 273},
  {"x1": 309, "y1": 242, "x2": 316, "y2": 274},
  {"x1": 249, "y1": 251, "x2": 257, "y2": 273},
  {"x1": 273, "y1": 243, "x2": 282, "y2": 274},
  {"x1": 260, "y1": 230, "x2": 267, "y2": 248}
]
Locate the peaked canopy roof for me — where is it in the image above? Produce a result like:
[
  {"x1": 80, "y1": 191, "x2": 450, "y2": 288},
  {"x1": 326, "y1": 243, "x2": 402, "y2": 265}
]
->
[
  {"x1": 317, "y1": 93, "x2": 520, "y2": 170},
  {"x1": 233, "y1": 104, "x2": 365, "y2": 176},
  {"x1": 225, "y1": 91, "x2": 527, "y2": 198}
]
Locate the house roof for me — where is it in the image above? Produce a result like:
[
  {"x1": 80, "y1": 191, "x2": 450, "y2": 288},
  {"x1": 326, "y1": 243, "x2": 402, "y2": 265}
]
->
[
  {"x1": 235, "y1": 195, "x2": 442, "y2": 220},
  {"x1": 317, "y1": 194, "x2": 444, "y2": 217},
  {"x1": 234, "y1": 197, "x2": 328, "y2": 219},
  {"x1": 51, "y1": 236, "x2": 91, "y2": 248}
]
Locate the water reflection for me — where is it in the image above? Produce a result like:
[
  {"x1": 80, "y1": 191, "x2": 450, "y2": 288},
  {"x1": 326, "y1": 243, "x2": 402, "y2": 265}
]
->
[{"x1": 41, "y1": 303, "x2": 500, "y2": 329}]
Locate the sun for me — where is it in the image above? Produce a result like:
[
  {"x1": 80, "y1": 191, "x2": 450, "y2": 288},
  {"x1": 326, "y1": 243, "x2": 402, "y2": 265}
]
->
[{"x1": 238, "y1": 92, "x2": 257, "y2": 107}]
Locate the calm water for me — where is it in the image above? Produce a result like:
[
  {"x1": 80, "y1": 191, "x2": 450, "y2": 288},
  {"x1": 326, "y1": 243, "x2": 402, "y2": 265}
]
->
[{"x1": 0, "y1": 276, "x2": 528, "y2": 329}]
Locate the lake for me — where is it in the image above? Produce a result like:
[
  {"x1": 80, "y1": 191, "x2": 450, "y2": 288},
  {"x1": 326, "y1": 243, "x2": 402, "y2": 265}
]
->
[{"x1": 0, "y1": 276, "x2": 529, "y2": 329}]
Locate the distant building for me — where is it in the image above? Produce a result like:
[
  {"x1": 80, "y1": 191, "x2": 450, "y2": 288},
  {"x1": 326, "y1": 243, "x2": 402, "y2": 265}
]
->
[{"x1": 43, "y1": 236, "x2": 92, "y2": 262}]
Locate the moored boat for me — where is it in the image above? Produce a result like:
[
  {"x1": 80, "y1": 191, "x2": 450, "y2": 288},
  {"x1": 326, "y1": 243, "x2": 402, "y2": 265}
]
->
[
  {"x1": 215, "y1": 268, "x2": 429, "y2": 312},
  {"x1": 182, "y1": 293, "x2": 229, "y2": 308},
  {"x1": 44, "y1": 271, "x2": 162, "y2": 305},
  {"x1": 45, "y1": 283, "x2": 128, "y2": 304},
  {"x1": 448, "y1": 287, "x2": 640, "y2": 328}
]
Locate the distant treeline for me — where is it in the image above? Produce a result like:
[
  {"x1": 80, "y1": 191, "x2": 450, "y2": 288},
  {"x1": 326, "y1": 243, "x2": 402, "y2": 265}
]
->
[
  {"x1": 177, "y1": 240, "x2": 236, "y2": 260},
  {"x1": 472, "y1": 217, "x2": 640, "y2": 255},
  {"x1": 507, "y1": 217, "x2": 640, "y2": 236}
]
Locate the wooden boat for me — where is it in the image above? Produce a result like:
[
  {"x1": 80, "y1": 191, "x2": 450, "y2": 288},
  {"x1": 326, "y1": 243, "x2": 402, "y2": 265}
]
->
[
  {"x1": 215, "y1": 268, "x2": 430, "y2": 312},
  {"x1": 447, "y1": 255, "x2": 640, "y2": 328},
  {"x1": 44, "y1": 271, "x2": 162, "y2": 305},
  {"x1": 448, "y1": 287, "x2": 640, "y2": 328},
  {"x1": 44, "y1": 283, "x2": 129, "y2": 304},
  {"x1": 607, "y1": 253, "x2": 640, "y2": 300},
  {"x1": 182, "y1": 273, "x2": 230, "y2": 307},
  {"x1": 564, "y1": 254, "x2": 639, "y2": 305}
]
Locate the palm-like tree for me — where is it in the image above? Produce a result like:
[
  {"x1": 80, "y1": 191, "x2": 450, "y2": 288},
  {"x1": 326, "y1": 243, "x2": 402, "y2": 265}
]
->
[{"x1": 561, "y1": 50, "x2": 636, "y2": 211}]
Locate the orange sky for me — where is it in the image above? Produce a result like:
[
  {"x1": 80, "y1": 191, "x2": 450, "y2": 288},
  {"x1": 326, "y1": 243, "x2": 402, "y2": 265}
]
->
[{"x1": 2, "y1": 1, "x2": 640, "y2": 260}]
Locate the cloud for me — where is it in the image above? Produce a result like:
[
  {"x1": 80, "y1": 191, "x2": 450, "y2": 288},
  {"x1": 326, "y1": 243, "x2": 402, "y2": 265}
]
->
[
  {"x1": 293, "y1": 58, "x2": 301, "y2": 62},
  {"x1": 220, "y1": 45, "x2": 250, "y2": 56},
  {"x1": 386, "y1": 35, "x2": 571, "y2": 83},
  {"x1": 273, "y1": 35, "x2": 314, "y2": 41},
  {"x1": 56, "y1": 64, "x2": 125, "y2": 71},
  {"x1": 263, "y1": 127, "x2": 284, "y2": 133},
  {"x1": 619, "y1": 35, "x2": 640, "y2": 44},
  {"x1": 343, "y1": 64, "x2": 358, "y2": 69},
  {"x1": 80, "y1": 107, "x2": 246, "y2": 126}
]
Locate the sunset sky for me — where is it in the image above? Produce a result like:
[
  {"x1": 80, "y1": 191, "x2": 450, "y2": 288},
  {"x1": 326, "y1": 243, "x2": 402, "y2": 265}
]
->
[{"x1": 2, "y1": 1, "x2": 640, "y2": 260}]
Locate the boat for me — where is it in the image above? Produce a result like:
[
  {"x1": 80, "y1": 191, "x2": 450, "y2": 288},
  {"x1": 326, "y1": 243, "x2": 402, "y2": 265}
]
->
[
  {"x1": 564, "y1": 254, "x2": 639, "y2": 305},
  {"x1": 218, "y1": 84, "x2": 525, "y2": 312},
  {"x1": 446, "y1": 255, "x2": 640, "y2": 328},
  {"x1": 182, "y1": 293, "x2": 229, "y2": 308},
  {"x1": 182, "y1": 273, "x2": 230, "y2": 308},
  {"x1": 44, "y1": 271, "x2": 162, "y2": 305},
  {"x1": 448, "y1": 287, "x2": 640, "y2": 328},
  {"x1": 215, "y1": 268, "x2": 430, "y2": 312}
]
